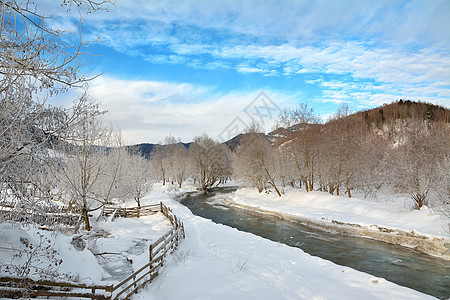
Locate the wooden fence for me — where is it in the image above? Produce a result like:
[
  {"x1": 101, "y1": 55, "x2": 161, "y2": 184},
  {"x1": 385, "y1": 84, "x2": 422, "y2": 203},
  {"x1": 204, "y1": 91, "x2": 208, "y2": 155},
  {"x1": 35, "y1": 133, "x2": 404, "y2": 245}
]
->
[
  {"x1": 0, "y1": 201, "x2": 82, "y2": 228},
  {"x1": 0, "y1": 276, "x2": 113, "y2": 299},
  {"x1": 0, "y1": 210, "x2": 81, "y2": 228},
  {"x1": 108, "y1": 202, "x2": 185, "y2": 299},
  {"x1": 102, "y1": 204, "x2": 161, "y2": 219},
  {"x1": 0, "y1": 202, "x2": 185, "y2": 299}
]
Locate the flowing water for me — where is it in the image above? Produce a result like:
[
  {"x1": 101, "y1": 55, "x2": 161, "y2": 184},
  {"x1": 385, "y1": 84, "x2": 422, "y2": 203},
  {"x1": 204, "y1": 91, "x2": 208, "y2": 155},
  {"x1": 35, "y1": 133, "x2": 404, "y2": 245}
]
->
[{"x1": 178, "y1": 187, "x2": 450, "y2": 299}]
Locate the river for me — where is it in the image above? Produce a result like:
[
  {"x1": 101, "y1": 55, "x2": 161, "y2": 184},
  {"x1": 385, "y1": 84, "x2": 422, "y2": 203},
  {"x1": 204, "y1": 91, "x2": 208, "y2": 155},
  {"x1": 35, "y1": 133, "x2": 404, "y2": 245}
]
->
[{"x1": 177, "y1": 186, "x2": 450, "y2": 299}]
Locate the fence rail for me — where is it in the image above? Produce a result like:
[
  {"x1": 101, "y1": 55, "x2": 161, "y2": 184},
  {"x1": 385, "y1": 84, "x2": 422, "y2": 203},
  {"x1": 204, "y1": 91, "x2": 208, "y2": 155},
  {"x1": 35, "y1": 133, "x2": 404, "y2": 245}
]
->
[
  {"x1": 102, "y1": 204, "x2": 161, "y2": 219},
  {"x1": 0, "y1": 276, "x2": 113, "y2": 299},
  {"x1": 109, "y1": 202, "x2": 185, "y2": 300},
  {"x1": 0, "y1": 202, "x2": 185, "y2": 300},
  {"x1": 0, "y1": 207, "x2": 82, "y2": 228}
]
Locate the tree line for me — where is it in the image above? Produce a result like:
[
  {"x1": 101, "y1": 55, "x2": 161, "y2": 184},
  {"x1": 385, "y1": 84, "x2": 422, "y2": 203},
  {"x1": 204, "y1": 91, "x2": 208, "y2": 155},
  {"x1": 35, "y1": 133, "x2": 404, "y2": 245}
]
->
[
  {"x1": 148, "y1": 99, "x2": 448, "y2": 214},
  {"x1": 234, "y1": 101, "x2": 449, "y2": 211}
]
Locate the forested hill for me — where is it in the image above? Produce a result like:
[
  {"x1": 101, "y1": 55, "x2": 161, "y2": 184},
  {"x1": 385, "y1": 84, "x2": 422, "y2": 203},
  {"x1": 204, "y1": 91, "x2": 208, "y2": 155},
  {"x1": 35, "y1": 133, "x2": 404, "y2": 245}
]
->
[
  {"x1": 130, "y1": 100, "x2": 449, "y2": 156},
  {"x1": 353, "y1": 100, "x2": 449, "y2": 126},
  {"x1": 263, "y1": 100, "x2": 448, "y2": 146},
  {"x1": 263, "y1": 100, "x2": 449, "y2": 207}
]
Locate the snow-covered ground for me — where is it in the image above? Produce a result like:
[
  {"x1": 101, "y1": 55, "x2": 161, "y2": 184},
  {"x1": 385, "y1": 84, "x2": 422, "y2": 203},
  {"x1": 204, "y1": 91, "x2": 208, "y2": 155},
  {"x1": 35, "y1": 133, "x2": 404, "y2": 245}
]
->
[
  {"x1": 227, "y1": 187, "x2": 449, "y2": 240},
  {"x1": 1, "y1": 182, "x2": 445, "y2": 299},
  {"x1": 0, "y1": 211, "x2": 172, "y2": 285},
  {"x1": 134, "y1": 184, "x2": 438, "y2": 299}
]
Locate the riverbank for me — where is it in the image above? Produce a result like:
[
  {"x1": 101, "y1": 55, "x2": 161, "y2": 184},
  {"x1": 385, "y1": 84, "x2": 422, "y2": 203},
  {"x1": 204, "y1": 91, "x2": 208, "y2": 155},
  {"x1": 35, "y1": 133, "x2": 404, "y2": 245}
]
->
[
  {"x1": 134, "y1": 186, "x2": 438, "y2": 299},
  {"x1": 225, "y1": 187, "x2": 450, "y2": 259}
]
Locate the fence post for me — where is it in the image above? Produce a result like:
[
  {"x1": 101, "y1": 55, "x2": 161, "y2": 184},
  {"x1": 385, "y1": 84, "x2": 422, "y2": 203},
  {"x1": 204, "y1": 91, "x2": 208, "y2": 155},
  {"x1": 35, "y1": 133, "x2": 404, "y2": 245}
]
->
[{"x1": 149, "y1": 244, "x2": 153, "y2": 275}]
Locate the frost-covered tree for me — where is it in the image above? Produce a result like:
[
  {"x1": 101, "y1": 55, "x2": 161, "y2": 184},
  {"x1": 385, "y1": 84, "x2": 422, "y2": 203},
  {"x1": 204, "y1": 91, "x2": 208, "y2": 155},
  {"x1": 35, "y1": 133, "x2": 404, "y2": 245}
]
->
[
  {"x1": 234, "y1": 133, "x2": 282, "y2": 197},
  {"x1": 279, "y1": 104, "x2": 320, "y2": 192},
  {"x1": 172, "y1": 143, "x2": 189, "y2": 188},
  {"x1": 124, "y1": 152, "x2": 152, "y2": 214},
  {"x1": 386, "y1": 118, "x2": 447, "y2": 209},
  {"x1": 92, "y1": 145, "x2": 130, "y2": 205},
  {"x1": 0, "y1": 94, "x2": 102, "y2": 225},
  {"x1": 150, "y1": 144, "x2": 167, "y2": 185},
  {"x1": 163, "y1": 135, "x2": 189, "y2": 187},
  {"x1": 164, "y1": 135, "x2": 177, "y2": 184},
  {"x1": 150, "y1": 136, "x2": 191, "y2": 188},
  {"x1": 0, "y1": 0, "x2": 112, "y2": 222},
  {"x1": 59, "y1": 96, "x2": 120, "y2": 231},
  {"x1": 189, "y1": 134, "x2": 231, "y2": 190}
]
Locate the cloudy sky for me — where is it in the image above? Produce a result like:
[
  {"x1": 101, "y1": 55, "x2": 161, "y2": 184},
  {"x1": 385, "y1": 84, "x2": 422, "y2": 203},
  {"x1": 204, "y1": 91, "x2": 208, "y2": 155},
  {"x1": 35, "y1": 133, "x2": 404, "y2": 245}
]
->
[{"x1": 46, "y1": 0, "x2": 450, "y2": 144}]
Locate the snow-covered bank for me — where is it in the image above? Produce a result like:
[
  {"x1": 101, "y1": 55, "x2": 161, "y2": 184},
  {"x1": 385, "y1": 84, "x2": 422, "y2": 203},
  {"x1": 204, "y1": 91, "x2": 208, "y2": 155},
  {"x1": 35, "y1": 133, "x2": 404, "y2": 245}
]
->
[
  {"x1": 0, "y1": 211, "x2": 173, "y2": 285},
  {"x1": 133, "y1": 187, "x2": 436, "y2": 299},
  {"x1": 226, "y1": 187, "x2": 450, "y2": 259}
]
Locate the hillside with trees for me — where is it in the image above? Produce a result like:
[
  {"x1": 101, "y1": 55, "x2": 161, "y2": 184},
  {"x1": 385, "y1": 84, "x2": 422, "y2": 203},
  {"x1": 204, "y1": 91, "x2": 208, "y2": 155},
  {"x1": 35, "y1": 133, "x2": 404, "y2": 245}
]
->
[{"x1": 233, "y1": 101, "x2": 449, "y2": 211}]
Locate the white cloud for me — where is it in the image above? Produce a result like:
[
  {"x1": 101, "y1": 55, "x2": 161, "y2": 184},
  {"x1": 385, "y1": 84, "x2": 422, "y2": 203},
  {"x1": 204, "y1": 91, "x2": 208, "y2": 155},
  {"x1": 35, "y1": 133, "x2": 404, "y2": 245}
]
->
[
  {"x1": 41, "y1": 0, "x2": 450, "y2": 119},
  {"x1": 75, "y1": 0, "x2": 450, "y2": 47},
  {"x1": 236, "y1": 66, "x2": 264, "y2": 74},
  {"x1": 81, "y1": 77, "x2": 293, "y2": 144}
]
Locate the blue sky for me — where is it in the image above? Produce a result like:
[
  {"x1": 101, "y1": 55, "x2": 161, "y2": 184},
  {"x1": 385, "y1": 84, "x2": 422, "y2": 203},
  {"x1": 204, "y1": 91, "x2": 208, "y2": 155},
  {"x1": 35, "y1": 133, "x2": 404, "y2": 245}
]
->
[{"x1": 45, "y1": 0, "x2": 450, "y2": 144}]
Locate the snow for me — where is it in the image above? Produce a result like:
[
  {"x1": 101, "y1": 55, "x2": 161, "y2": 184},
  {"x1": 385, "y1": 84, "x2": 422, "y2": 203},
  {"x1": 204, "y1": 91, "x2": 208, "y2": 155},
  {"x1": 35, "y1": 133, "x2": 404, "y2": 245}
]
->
[
  {"x1": 88, "y1": 211, "x2": 173, "y2": 282},
  {"x1": 1, "y1": 182, "x2": 443, "y2": 299},
  {"x1": 0, "y1": 211, "x2": 173, "y2": 285},
  {"x1": 228, "y1": 187, "x2": 449, "y2": 239},
  {"x1": 0, "y1": 222, "x2": 104, "y2": 283},
  {"x1": 133, "y1": 185, "x2": 437, "y2": 299}
]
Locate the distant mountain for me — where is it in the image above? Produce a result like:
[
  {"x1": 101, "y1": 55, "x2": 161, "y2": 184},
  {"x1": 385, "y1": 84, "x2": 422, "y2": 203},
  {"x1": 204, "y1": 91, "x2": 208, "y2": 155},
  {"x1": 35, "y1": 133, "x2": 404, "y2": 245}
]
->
[
  {"x1": 127, "y1": 142, "x2": 191, "y2": 158},
  {"x1": 224, "y1": 123, "x2": 319, "y2": 151},
  {"x1": 224, "y1": 133, "x2": 244, "y2": 152},
  {"x1": 224, "y1": 132, "x2": 268, "y2": 152},
  {"x1": 128, "y1": 100, "x2": 449, "y2": 156},
  {"x1": 126, "y1": 143, "x2": 156, "y2": 159},
  {"x1": 267, "y1": 123, "x2": 319, "y2": 140}
]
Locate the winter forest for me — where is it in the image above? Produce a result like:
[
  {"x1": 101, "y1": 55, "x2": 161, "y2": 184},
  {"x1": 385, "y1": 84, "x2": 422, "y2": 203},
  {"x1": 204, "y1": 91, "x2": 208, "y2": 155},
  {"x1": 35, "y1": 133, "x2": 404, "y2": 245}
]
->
[
  {"x1": 148, "y1": 101, "x2": 450, "y2": 209},
  {"x1": 1, "y1": 1, "x2": 450, "y2": 299}
]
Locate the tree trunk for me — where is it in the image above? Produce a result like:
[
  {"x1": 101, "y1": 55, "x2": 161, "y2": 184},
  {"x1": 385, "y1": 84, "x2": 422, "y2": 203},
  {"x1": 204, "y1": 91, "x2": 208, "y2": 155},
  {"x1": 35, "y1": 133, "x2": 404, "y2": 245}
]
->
[
  {"x1": 136, "y1": 199, "x2": 141, "y2": 218},
  {"x1": 82, "y1": 208, "x2": 91, "y2": 231},
  {"x1": 263, "y1": 165, "x2": 282, "y2": 197}
]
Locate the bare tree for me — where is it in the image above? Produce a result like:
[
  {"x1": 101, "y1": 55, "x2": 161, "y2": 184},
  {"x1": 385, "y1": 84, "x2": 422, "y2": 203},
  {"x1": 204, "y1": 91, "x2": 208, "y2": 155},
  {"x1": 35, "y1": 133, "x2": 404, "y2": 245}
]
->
[
  {"x1": 59, "y1": 95, "x2": 119, "y2": 230},
  {"x1": 150, "y1": 144, "x2": 167, "y2": 185},
  {"x1": 275, "y1": 103, "x2": 320, "y2": 129},
  {"x1": 234, "y1": 133, "x2": 282, "y2": 197},
  {"x1": 189, "y1": 134, "x2": 231, "y2": 190},
  {"x1": 172, "y1": 144, "x2": 189, "y2": 188},
  {"x1": 386, "y1": 118, "x2": 447, "y2": 209},
  {"x1": 332, "y1": 103, "x2": 362, "y2": 198},
  {"x1": 124, "y1": 152, "x2": 152, "y2": 215},
  {"x1": 278, "y1": 103, "x2": 320, "y2": 192}
]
